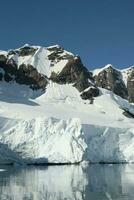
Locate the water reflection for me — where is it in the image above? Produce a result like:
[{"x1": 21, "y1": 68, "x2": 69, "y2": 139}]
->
[
  {"x1": 0, "y1": 164, "x2": 134, "y2": 200},
  {"x1": 0, "y1": 165, "x2": 87, "y2": 200}
]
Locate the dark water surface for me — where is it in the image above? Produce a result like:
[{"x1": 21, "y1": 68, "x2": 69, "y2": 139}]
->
[{"x1": 0, "y1": 164, "x2": 134, "y2": 200}]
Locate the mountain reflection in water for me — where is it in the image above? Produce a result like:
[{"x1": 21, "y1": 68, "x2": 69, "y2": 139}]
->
[{"x1": 0, "y1": 164, "x2": 134, "y2": 200}]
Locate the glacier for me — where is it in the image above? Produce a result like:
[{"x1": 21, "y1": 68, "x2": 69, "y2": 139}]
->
[
  {"x1": 0, "y1": 81, "x2": 134, "y2": 164},
  {"x1": 0, "y1": 116, "x2": 86, "y2": 164}
]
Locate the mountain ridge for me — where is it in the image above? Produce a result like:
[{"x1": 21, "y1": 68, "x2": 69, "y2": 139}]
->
[{"x1": 0, "y1": 44, "x2": 134, "y2": 102}]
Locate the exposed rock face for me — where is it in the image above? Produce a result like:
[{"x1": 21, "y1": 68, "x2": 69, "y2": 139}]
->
[
  {"x1": 80, "y1": 87, "x2": 100, "y2": 103},
  {"x1": 0, "y1": 58, "x2": 48, "y2": 90},
  {"x1": 16, "y1": 64, "x2": 48, "y2": 90},
  {"x1": 50, "y1": 57, "x2": 93, "y2": 90},
  {"x1": 47, "y1": 45, "x2": 64, "y2": 62},
  {"x1": 94, "y1": 66, "x2": 128, "y2": 99},
  {"x1": 122, "y1": 108, "x2": 134, "y2": 118},
  {"x1": 0, "y1": 45, "x2": 98, "y2": 101},
  {"x1": 127, "y1": 68, "x2": 134, "y2": 103},
  {"x1": 0, "y1": 58, "x2": 17, "y2": 82},
  {"x1": 0, "y1": 44, "x2": 134, "y2": 103},
  {"x1": 0, "y1": 46, "x2": 98, "y2": 100},
  {"x1": 8, "y1": 46, "x2": 37, "y2": 57},
  {"x1": 47, "y1": 45, "x2": 74, "y2": 67},
  {"x1": 0, "y1": 54, "x2": 7, "y2": 62},
  {"x1": 50, "y1": 56, "x2": 98, "y2": 100},
  {"x1": 0, "y1": 46, "x2": 48, "y2": 90}
]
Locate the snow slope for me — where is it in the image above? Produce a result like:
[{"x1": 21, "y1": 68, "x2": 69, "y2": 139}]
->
[{"x1": 0, "y1": 80, "x2": 134, "y2": 164}]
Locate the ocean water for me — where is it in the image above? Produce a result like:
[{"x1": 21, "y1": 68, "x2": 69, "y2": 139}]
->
[{"x1": 0, "y1": 164, "x2": 134, "y2": 200}]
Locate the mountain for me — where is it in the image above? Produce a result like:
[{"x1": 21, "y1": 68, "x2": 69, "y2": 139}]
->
[{"x1": 0, "y1": 44, "x2": 134, "y2": 164}]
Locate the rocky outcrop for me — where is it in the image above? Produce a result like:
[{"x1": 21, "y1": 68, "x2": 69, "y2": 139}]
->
[
  {"x1": 80, "y1": 87, "x2": 100, "y2": 103},
  {"x1": 50, "y1": 57, "x2": 93, "y2": 90},
  {"x1": 47, "y1": 49, "x2": 100, "y2": 101},
  {"x1": 122, "y1": 108, "x2": 134, "y2": 118},
  {"x1": 94, "y1": 66, "x2": 128, "y2": 99},
  {"x1": 16, "y1": 64, "x2": 48, "y2": 90},
  {"x1": 8, "y1": 46, "x2": 37, "y2": 57},
  {"x1": 50, "y1": 56, "x2": 99, "y2": 100},
  {"x1": 0, "y1": 59, "x2": 48, "y2": 90},
  {"x1": 0, "y1": 46, "x2": 50, "y2": 90},
  {"x1": 47, "y1": 45, "x2": 74, "y2": 67},
  {"x1": 0, "y1": 54, "x2": 7, "y2": 62},
  {"x1": 0, "y1": 57, "x2": 17, "y2": 82},
  {"x1": 127, "y1": 69, "x2": 134, "y2": 103}
]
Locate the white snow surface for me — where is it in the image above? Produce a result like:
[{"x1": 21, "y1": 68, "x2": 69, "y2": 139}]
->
[
  {"x1": 0, "y1": 81, "x2": 134, "y2": 164},
  {"x1": 0, "y1": 116, "x2": 85, "y2": 164},
  {"x1": 51, "y1": 59, "x2": 68, "y2": 74},
  {"x1": 0, "y1": 50, "x2": 7, "y2": 56}
]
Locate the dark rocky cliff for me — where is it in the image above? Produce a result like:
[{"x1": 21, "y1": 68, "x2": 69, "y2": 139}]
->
[
  {"x1": 94, "y1": 65, "x2": 128, "y2": 99},
  {"x1": 0, "y1": 45, "x2": 134, "y2": 103}
]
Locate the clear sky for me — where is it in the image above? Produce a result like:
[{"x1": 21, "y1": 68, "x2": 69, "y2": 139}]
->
[{"x1": 0, "y1": 0, "x2": 134, "y2": 69}]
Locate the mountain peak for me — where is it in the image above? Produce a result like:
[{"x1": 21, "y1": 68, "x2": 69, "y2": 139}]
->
[{"x1": 92, "y1": 64, "x2": 117, "y2": 76}]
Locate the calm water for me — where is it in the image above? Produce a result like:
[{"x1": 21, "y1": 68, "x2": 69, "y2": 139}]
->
[{"x1": 0, "y1": 164, "x2": 134, "y2": 200}]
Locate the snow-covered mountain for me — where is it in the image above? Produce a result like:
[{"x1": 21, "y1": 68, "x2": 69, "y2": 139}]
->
[{"x1": 0, "y1": 44, "x2": 134, "y2": 164}]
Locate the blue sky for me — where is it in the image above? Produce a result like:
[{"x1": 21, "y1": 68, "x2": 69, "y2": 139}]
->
[{"x1": 0, "y1": 0, "x2": 134, "y2": 69}]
